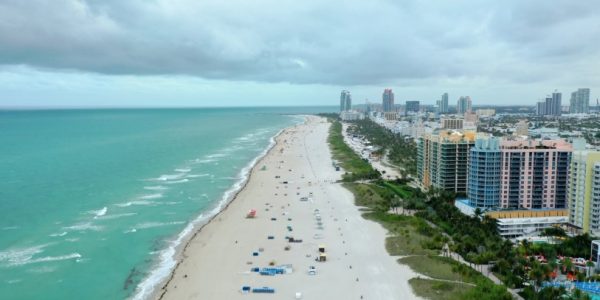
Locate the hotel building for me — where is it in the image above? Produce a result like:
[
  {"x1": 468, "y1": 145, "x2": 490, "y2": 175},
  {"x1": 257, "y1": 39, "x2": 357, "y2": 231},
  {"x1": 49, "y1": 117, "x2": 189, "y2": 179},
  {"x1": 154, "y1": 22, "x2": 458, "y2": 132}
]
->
[
  {"x1": 467, "y1": 138, "x2": 572, "y2": 210},
  {"x1": 456, "y1": 96, "x2": 472, "y2": 114},
  {"x1": 568, "y1": 151, "x2": 600, "y2": 234},
  {"x1": 417, "y1": 130, "x2": 476, "y2": 194},
  {"x1": 382, "y1": 89, "x2": 395, "y2": 112},
  {"x1": 339, "y1": 90, "x2": 352, "y2": 112},
  {"x1": 500, "y1": 140, "x2": 571, "y2": 209},
  {"x1": 468, "y1": 137, "x2": 502, "y2": 208}
]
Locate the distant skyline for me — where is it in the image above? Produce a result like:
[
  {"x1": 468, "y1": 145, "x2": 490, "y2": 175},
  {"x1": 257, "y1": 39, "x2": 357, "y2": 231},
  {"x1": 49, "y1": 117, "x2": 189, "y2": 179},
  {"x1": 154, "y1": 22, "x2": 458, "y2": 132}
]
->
[{"x1": 0, "y1": 1, "x2": 599, "y2": 108}]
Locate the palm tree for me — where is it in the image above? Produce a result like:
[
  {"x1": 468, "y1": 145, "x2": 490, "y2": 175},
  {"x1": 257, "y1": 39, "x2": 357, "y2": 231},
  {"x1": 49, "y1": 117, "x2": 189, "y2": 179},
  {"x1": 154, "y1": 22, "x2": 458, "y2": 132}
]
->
[
  {"x1": 390, "y1": 196, "x2": 401, "y2": 214},
  {"x1": 474, "y1": 208, "x2": 483, "y2": 220},
  {"x1": 522, "y1": 239, "x2": 531, "y2": 256},
  {"x1": 586, "y1": 261, "x2": 595, "y2": 278},
  {"x1": 529, "y1": 262, "x2": 546, "y2": 292}
]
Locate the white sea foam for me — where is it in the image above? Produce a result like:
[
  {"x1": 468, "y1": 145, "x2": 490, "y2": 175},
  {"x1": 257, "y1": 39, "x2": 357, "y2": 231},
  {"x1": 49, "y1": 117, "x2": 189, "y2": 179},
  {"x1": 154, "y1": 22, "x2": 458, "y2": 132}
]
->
[
  {"x1": 205, "y1": 153, "x2": 227, "y2": 159},
  {"x1": 134, "y1": 221, "x2": 185, "y2": 230},
  {"x1": 186, "y1": 174, "x2": 209, "y2": 178},
  {"x1": 49, "y1": 232, "x2": 68, "y2": 237},
  {"x1": 6, "y1": 279, "x2": 22, "y2": 284},
  {"x1": 138, "y1": 193, "x2": 163, "y2": 200},
  {"x1": 0, "y1": 244, "x2": 48, "y2": 267},
  {"x1": 164, "y1": 179, "x2": 189, "y2": 184},
  {"x1": 96, "y1": 212, "x2": 138, "y2": 220},
  {"x1": 65, "y1": 238, "x2": 79, "y2": 243},
  {"x1": 115, "y1": 200, "x2": 156, "y2": 207},
  {"x1": 63, "y1": 222, "x2": 103, "y2": 232},
  {"x1": 175, "y1": 168, "x2": 191, "y2": 173},
  {"x1": 2, "y1": 226, "x2": 19, "y2": 231},
  {"x1": 92, "y1": 207, "x2": 108, "y2": 219},
  {"x1": 193, "y1": 158, "x2": 216, "y2": 164},
  {"x1": 144, "y1": 185, "x2": 168, "y2": 191},
  {"x1": 131, "y1": 126, "x2": 286, "y2": 300},
  {"x1": 152, "y1": 173, "x2": 186, "y2": 181},
  {"x1": 27, "y1": 265, "x2": 57, "y2": 274},
  {"x1": 0, "y1": 243, "x2": 79, "y2": 267},
  {"x1": 23, "y1": 253, "x2": 81, "y2": 266},
  {"x1": 125, "y1": 221, "x2": 184, "y2": 234}
]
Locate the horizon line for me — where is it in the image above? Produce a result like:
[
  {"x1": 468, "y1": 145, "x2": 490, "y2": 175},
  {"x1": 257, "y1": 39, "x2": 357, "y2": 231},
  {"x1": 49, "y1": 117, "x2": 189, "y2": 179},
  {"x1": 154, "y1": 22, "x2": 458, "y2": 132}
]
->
[{"x1": 0, "y1": 104, "x2": 339, "y2": 111}]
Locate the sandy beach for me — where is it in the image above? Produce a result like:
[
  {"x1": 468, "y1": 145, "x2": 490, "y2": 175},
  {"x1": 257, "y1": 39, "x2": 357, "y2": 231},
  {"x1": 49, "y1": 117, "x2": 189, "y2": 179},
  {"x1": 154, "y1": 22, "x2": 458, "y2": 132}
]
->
[{"x1": 155, "y1": 116, "x2": 420, "y2": 300}]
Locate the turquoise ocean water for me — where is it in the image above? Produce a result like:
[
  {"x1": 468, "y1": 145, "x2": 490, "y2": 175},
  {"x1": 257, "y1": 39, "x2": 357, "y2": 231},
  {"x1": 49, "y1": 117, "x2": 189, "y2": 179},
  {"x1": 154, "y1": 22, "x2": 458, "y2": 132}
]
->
[{"x1": 0, "y1": 107, "x2": 334, "y2": 300}]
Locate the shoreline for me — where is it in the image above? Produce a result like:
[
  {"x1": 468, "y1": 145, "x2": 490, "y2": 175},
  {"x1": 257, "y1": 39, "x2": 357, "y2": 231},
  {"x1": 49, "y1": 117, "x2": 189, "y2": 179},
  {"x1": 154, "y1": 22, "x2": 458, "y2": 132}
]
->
[
  {"x1": 133, "y1": 118, "x2": 305, "y2": 300},
  {"x1": 156, "y1": 115, "x2": 420, "y2": 300}
]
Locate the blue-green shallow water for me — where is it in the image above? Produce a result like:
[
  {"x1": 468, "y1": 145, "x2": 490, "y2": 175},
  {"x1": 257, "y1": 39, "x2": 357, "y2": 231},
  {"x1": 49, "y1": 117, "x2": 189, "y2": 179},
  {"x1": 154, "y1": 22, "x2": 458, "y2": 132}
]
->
[{"x1": 0, "y1": 107, "x2": 335, "y2": 300}]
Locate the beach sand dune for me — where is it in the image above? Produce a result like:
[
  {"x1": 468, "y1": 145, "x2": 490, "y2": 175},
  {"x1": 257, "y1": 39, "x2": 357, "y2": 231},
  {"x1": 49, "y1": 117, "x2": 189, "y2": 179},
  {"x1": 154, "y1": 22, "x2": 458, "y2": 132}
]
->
[{"x1": 156, "y1": 116, "x2": 421, "y2": 300}]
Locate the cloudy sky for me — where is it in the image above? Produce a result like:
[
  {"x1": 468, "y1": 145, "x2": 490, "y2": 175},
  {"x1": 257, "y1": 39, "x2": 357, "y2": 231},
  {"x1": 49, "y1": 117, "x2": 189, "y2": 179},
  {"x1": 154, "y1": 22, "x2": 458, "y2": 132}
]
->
[{"x1": 0, "y1": 0, "x2": 598, "y2": 108}]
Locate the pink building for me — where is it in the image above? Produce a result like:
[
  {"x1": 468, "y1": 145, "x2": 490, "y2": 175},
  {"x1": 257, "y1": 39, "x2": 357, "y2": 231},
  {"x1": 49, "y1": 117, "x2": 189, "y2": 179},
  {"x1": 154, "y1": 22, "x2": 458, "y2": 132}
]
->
[{"x1": 499, "y1": 139, "x2": 572, "y2": 209}]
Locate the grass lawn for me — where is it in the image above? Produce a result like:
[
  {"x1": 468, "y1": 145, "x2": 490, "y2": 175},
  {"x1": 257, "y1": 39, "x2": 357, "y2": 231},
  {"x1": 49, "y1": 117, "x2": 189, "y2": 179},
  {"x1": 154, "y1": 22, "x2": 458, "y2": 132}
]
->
[
  {"x1": 362, "y1": 211, "x2": 441, "y2": 256},
  {"x1": 343, "y1": 182, "x2": 391, "y2": 209},
  {"x1": 327, "y1": 120, "x2": 379, "y2": 181},
  {"x1": 381, "y1": 180, "x2": 415, "y2": 199},
  {"x1": 399, "y1": 256, "x2": 479, "y2": 283},
  {"x1": 409, "y1": 278, "x2": 472, "y2": 300}
]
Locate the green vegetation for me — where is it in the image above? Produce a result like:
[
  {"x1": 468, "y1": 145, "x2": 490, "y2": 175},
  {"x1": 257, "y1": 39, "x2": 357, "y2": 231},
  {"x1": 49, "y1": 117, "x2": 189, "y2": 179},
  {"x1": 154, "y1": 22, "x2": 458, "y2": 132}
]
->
[
  {"x1": 364, "y1": 211, "x2": 443, "y2": 256},
  {"x1": 322, "y1": 115, "x2": 512, "y2": 299},
  {"x1": 323, "y1": 115, "x2": 596, "y2": 299},
  {"x1": 492, "y1": 233, "x2": 595, "y2": 290},
  {"x1": 344, "y1": 182, "x2": 444, "y2": 255},
  {"x1": 409, "y1": 278, "x2": 472, "y2": 300},
  {"x1": 346, "y1": 118, "x2": 418, "y2": 178},
  {"x1": 521, "y1": 286, "x2": 591, "y2": 300},
  {"x1": 327, "y1": 119, "x2": 380, "y2": 181},
  {"x1": 410, "y1": 277, "x2": 513, "y2": 300},
  {"x1": 415, "y1": 189, "x2": 508, "y2": 264},
  {"x1": 400, "y1": 256, "x2": 480, "y2": 283}
]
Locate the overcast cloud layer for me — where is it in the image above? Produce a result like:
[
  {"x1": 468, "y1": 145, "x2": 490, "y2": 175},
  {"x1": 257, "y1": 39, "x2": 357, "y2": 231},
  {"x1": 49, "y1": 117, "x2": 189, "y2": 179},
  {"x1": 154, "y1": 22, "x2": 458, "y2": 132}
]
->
[{"x1": 0, "y1": 0, "x2": 598, "y2": 107}]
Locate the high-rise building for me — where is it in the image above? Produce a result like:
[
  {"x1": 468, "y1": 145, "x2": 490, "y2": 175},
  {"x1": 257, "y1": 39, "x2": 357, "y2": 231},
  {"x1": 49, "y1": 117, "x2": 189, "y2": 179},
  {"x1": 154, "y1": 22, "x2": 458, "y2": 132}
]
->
[
  {"x1": 417, "y1": 130, "x2": 476, "y2": 194},
  {"x1": 544, "y1": 92, "x2": 562, "y2": 116},
  {"x1": 456, "y1": 96, "x2": 472, "y2": 114},
  {"x1": 339, "y1": 90, "x2": 352, "y2": 112},
  {"x1": 382, "y1": 89, "x2": 395, "y2": 112},
  {"x1": 536, "y1": 91, "x2": 563, "y2": 117},
  {"x1": 499, "y1": 139, "x2": 571, "y2": 209},
  {"x1": 441, "y1": 118, "x2": 463, "y2": 129},
  {"x1": 568, "y1": 150, "x2": 600, "y2": 234},
  {"x1": 569, "y1": 88, "x2": 590, "y2": 114},
  {"x1": 467, "y1": 138, "x2": 572, "y2": 209},
  {"x1": 440, "y1": 93, "x2": 449, "y2": 114},
  {"x1": 405, "y1": 101, "x2": 420, "y2": 114},
  {"x1": 536, "y1": 101, "x2": 546, "y2": 116},
  {"x1": 468, "y1": 137, "x2": 502, "y2": 208}
]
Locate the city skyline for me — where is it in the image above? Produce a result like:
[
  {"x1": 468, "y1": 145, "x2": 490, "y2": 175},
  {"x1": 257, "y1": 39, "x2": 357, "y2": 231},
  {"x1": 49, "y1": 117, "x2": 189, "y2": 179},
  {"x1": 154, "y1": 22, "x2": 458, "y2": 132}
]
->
[{"x1": 0, "y1": 1, "x2": 599, "y2": 108}]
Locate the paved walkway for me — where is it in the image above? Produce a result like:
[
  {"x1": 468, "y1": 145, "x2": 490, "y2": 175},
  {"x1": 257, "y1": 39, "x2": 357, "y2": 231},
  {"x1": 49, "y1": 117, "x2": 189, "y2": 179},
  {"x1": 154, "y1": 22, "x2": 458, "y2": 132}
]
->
[{"x1": 445, "y1": 252, "x2": 524, "y2": 300}]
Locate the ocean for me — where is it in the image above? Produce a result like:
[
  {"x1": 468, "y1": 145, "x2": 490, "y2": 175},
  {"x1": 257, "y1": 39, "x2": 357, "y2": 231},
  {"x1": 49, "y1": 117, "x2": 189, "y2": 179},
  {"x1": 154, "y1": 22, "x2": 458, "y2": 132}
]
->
[{"x1": 0, "y1": 107, "x2": 334, "y2": 300}]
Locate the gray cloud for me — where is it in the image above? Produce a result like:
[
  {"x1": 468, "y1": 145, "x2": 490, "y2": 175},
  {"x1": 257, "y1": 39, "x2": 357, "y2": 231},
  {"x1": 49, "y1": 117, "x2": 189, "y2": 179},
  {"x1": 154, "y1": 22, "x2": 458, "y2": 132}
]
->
[{"x1": 0, "y1": 0, "x2": 598, "y2": 86}]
